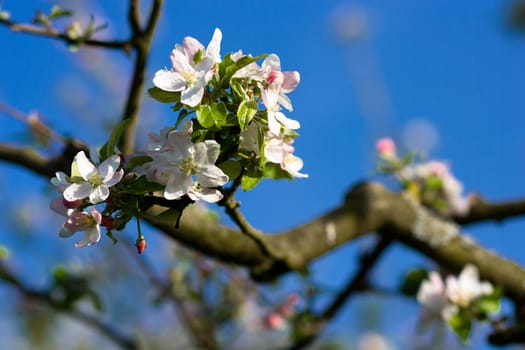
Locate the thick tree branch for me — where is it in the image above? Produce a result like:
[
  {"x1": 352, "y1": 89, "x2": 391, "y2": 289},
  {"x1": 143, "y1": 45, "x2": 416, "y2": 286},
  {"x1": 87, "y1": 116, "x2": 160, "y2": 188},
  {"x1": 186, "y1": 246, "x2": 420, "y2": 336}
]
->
[
  {"x1": 3, "y1": 148, "x2": 525, "y2": 343},
  {"x1": 0, "y1": 141, "x2": 87, "y2": 178}
]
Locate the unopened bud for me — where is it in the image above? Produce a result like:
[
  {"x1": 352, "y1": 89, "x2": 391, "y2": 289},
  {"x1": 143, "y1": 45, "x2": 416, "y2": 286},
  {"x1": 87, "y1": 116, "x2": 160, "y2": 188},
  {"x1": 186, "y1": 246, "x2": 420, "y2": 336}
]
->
[
  {"x1": 376, "y1": 137, "x2": 396, "y2": 158},
  {"x1": 135, "y1": 238, "x2": 147, "y2": 254}
]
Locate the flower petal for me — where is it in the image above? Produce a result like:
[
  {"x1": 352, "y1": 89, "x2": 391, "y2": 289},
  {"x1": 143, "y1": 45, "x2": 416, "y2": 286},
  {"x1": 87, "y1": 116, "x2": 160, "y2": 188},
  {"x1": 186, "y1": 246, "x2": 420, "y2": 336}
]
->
[
  {"x1": 153, "y1": 69, "x2": 186, "y2": 92},
  {"x1": 275, "y1": 111, "x2": 300, "y2": 130},
  {"x1": 98, "y1": 154, "x2": 120, "y2": 181},
  {"x1": 188, "y1": 188, "x2": 223, "y2": 203},
  {"x1": 283, "y1": 154, "x2": 308, "y2": 178},
  {"x1": 281, "y1": 71, "x2": 300, "y2": 93},
  {"x1": 196, "y1": 166, "x2": 229, "y2": 187},
  {"x1": 194, "y1": 140, "x2": 220, "y2": 165},
  {"x1": 89, "y1": 185, "x2": 109, "y2": 204},
  {"x1": 182, "y1": 36, "x2": 205, "y2": 62},
  {"x1": 170, "y1": 47, "x2": 194, "y2": 73},
  {"x1": 104, "y1": 169, "x2": 124, "y2": 187},
  {"x1": 164, "y1": 171, "x2": 193, "y2": 200},
  {"x1": 74, "y1": 151, "x2": 97, "y2": 180},
  {"x1": 262, "y1": 54, "x2": 281, "y2": 71},
  {"x1": 63, "y1": 182, "x2": 93, "y2": 202},
  {"x1": 206, "y1": 28, "x2": 222, "y2": 63},
  {"x1": 51, "y1": 171, "x2": 69, "y2": 192},
  {"x1": 75, "y1": 225, "x2": 101, "y2": 248},
  {"x1": 181, "y1": 85, "x2": 204, "y2": 107}
]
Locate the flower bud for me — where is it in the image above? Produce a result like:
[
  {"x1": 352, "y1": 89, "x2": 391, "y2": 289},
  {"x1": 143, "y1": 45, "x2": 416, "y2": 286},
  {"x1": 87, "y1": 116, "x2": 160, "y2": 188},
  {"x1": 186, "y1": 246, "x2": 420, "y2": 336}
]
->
[
  {"x1": 376, "y1": 137, "x2": 396, "y2": 158},
  {"x1": 135, "y1": 238, "x2": 147, "y2": 254}
]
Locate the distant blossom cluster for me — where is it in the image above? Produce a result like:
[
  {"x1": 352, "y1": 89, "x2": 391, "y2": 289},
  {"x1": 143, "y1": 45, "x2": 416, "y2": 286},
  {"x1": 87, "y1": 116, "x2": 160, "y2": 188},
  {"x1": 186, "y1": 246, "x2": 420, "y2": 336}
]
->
[
  {"x1": 416, "y1": 264, "x2": 499, "y2": 340},
  {"x1": 49, "y1": 28, "x2": 307, "y2": 249},
  {"x1": 376, "y1": 137, "x2": 470, "y2": 216}
]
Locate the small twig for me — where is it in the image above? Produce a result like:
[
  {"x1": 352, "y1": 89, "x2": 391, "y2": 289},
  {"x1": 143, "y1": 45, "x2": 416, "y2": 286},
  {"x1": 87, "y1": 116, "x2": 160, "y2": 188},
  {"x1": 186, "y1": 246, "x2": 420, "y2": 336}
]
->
[
  {"x1": 119, "y1": 0, "x2": 164, "y2": 155},
  {"x1": 0, "y1": 17, "x2": 130, "y2": 50},
  {"x1": 0, "y1": 262, "x2": 137, "y2": 350},
  {"x1": 128, "y1": 0, "x2": 142, "y2": 35},
  {"x1": 221, "y1": 193, "x2": 284, "y2": 261},
  {"x1": 285, "y1": 236, "x2": 392, "y2": 350},
  {"x1": 455, "y1": 194, "x2": 525, "y2": 225},
  {"x1": 123, "y1": 241, "x2": 219, "y2": 349},
  {"x1": 0, "y1": 102, "x2": 67, "y2": 145}
]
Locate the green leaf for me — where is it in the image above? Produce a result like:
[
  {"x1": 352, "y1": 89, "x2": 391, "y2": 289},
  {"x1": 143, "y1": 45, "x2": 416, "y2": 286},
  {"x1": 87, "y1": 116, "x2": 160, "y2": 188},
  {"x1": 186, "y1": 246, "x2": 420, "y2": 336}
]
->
[
  {"x1": 211, "y1": 102, "x2": 228, "y2": 126},
  {"x1": 237, "y1": 100, "x2": 258, "y2": 131},
  {"x1": 196, "y1": 105, "x2": 214, "y2": 128},
  {"x1": 174, "y1": 109, "x2": 190, "y2": 129},
  {"x1": 400, "y1": 269, "x2": 428, "y2": 296},
  {"x1": 241, "y1": 171, "x2": 262, "y2": 191},
  {"x1": 122, "y1": 176, "x2": 164, "y2": 195},
  {"x1": 49, "y1": 5, "x2": 72, "y2": 20},
  {"x1": 99, "y1": 119, "x2": 131, "y2": 160},
  {"x1": 219, "y1": 53, "x2": 267, "y2": 88},
  {"x1": 473, "y1": 287, "x2": 503, "y2": 316},
  {"x1": 218, "y1": 160, "x2": 242, "y2": 180},
  {"x1": 230, "y1": 79, "x2": 248, "y2": 100},
  {"x1": 148, "y1": 87, "x2": 181, "y2": 103},
  {"x1": 263, "y1": 163, "x2": 293, "y2": 180},
  {"x1": 425, "y1": 176, "x2": 443, "y2": 190},
  {"x1": 448, "y1": 310, "x2": 472, "y2": 343}
]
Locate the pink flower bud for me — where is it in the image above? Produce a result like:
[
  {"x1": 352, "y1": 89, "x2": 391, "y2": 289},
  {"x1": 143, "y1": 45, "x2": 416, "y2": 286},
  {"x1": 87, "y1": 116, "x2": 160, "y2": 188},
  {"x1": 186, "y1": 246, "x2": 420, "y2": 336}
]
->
[
  {"x1": 376, "y1": 137, "x2": 396, "y2": 157},
  {"x1": 135, "y1": 238, "x2": 147, "y2": 254},
  {"x1": 265, "y1": 312, "x2": 285, "y2": 330}
]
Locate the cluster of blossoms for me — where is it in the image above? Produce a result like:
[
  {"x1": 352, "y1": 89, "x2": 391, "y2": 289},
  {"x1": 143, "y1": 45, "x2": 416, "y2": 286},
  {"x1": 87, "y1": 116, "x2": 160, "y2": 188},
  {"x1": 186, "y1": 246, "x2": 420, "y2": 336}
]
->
[
  {"x1": 50, "y1": 28, "x2": 307, "y2": 250},
  {"x1": 376, "y1": 137, "x2": 470, "y2": 216},
  {"x1": 50, "y1": 151, "x2": 123, "y2": 247},
  {"x1": 416, "y1": 264, "x2": 500, "y2": 341}
]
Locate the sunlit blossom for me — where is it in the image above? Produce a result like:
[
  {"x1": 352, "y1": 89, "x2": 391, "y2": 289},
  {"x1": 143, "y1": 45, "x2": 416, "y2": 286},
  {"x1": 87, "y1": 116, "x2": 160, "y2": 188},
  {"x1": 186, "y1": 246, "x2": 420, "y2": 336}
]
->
[
  {"x1": 61, "y1": 151, "x2": 124, "y2": 205},
  {"x1": 153, "y1": 28, "x2": 222, "y2": 107}
]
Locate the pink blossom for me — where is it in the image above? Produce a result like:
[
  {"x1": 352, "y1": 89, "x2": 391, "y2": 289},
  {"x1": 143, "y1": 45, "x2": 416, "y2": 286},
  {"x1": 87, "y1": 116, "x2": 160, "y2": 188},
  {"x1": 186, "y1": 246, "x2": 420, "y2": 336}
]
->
[
  {"x1": 264, "y1": 312, "x2": 286, "y2": 330},
  {"x1": 59, "y1": 207, "x2": 102, "y2": 248},
  {"x1": 376, "y1": 137, "x2": 396, "y2": 157}
]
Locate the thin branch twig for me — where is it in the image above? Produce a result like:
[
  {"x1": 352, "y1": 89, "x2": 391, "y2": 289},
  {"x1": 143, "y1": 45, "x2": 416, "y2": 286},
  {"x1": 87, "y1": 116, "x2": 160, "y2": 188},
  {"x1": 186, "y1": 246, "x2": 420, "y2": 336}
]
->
[
  {"x1": 0, "y1": 17, "x2": 131, "y2": 50},
  {"x1": 119, "y1": 0, "x2": 164, "y2": 155},
  {"x1": 0, "y1": 262, "x2": 137, "y2": 350},
  {"x1": 285, "y1": 236, "x2": 392, "y2": 350}
]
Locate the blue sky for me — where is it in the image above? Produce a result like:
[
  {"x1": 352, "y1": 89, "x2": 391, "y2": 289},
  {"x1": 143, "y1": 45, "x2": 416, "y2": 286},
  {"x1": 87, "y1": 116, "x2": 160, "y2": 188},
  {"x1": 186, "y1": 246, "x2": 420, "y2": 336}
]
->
[{"x1": 1, "y1": 0, "x2": 524, "y2": 348}]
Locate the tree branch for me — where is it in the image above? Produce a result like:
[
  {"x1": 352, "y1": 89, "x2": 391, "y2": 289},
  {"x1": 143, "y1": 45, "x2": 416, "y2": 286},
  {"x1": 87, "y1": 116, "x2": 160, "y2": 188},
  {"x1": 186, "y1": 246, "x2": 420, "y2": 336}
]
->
[
  {"x1": 3, "y1": 147, "x2": 525, "y2": 342},
  {"x1": 286, "y1": 236, "x2": 392, "y2": 350},
  {"x1": 119, "y1": 0, "x2": 164, "y2": 155},
  {"x1": 455, "y1": 195, "x2": 525, "y2": 225},
  {"x1": 0, "y1": 262, "x2": 137, "y2": 350},
  {"x1": 0, "y1": 17, "x2": 131, "y2": 50}
]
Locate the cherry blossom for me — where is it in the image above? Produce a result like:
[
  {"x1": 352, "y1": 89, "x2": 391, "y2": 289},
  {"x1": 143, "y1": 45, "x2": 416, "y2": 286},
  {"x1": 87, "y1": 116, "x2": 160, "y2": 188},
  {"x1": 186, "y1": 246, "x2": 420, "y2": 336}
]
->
[
  {"x1": 264, "y1": 134, "x2": 308, "y2": 178},
  {"x1": 445, "y1": 264, "x2": 493, "y2": 307},
  {"x1": 262, "y1": 77, "x2": 300, "y2": 135},
  {"x1": 138, "y1": 123, "x2": 228, "y2": 202},
  {"x1": 153, "y1": 28, "x2": 222, "y2": 107},
  {"x1": 417, "y1": 271, "x2": 453, "y2": 322},
  {"x1": 398, "y1": 160, "x2": 470, "y2": 216},
  {"x1": 59, "y1": 207, "x2": 102, "y2": 248},
  {"x1": 376, "y1": 137, "x2": 396, "y2": 158},
  {"x1": 61, "y1": 151, "x2": 124, "y2": 205}
]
